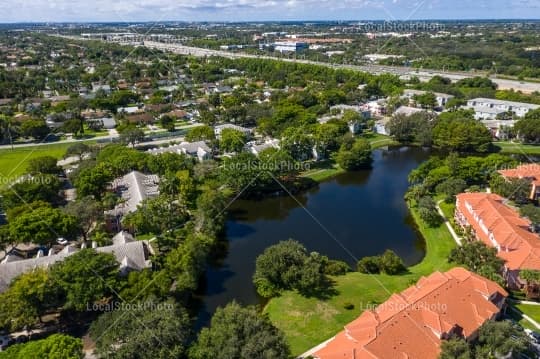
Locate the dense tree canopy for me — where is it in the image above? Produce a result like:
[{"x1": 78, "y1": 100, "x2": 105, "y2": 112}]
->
[{"x1": 190, "y1": 302, "x2": 290, "y2": 359}]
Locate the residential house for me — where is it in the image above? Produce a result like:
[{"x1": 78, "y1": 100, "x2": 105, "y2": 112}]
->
[
  {"x1": 466, "y1": 98, "x2": 540, "y2": 120},
  {"x1": 148, "y1": 141, "x2": 212, "y2": 162},
  {"x1": 0, "y1": 231, "x2": 153, "y2": 293},
  {"x1": 312, "y1": 267, "x2": 507, "y2": 359},
  {"x1": 455, "y1": 193, "x2": 540, "y2": 288},
  {"x1": 105, "y1": 171, "x2": 160, "y2": 232},
  {"x1": 247, "y1": 139, "x2": 280, "y2": 156},
  {"x1": 499, "y1": 164, "x2": 540, "y2": 200},
  {"x1": 214, "y1": 123, "x2": 252, "y2": 138},
  {"x1": 403, "y1": 89, "x2": 454, "y2": 108},
  {"x1": 91, "y1": 83, "x2": 112, "y2": 94},
  {"x1": 393, "y1": 105, "x2": 426, "y2": 117}
]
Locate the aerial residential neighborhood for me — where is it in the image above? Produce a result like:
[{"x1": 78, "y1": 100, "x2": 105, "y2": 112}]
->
[{"x1": 1, "y1": 4, "x2": 540, "y2": 359}]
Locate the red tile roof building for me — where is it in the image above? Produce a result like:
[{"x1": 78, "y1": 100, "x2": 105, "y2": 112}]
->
[
  {"x1": 455, "y1": 192, "x2": 540, "y2": 288},
  {"x1": 499, "y1": 164, "x2": 540, "y2": 200},
  {"x1": 312, "y1": 268, "x2": 507, "y2": 359}
]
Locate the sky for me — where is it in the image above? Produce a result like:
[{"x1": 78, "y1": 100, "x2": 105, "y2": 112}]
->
[{"x1": 0, "y1": 0, "x2": 539, "y2": 22}]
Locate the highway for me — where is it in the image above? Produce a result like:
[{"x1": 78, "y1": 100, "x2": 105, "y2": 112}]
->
[{"x1": 142, "y1": 41, "x2": 540, "y2": 93}]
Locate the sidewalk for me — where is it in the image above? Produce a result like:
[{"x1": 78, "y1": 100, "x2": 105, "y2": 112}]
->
[{"x1": 435, "y1": 200, "x2": 462, "y2": 246}]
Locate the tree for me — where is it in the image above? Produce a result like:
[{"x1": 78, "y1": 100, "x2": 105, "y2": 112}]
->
[
  {"x1": 253, "y1": 240, "x2": 326, "y2": 298},
  {"x1": 186, "y1": 124, "x2": 215, "y2": 142},
  {"x1": 50, "y1": 249, "x2": 120, "y2": 311},
  {"x1": 20, "y1": 119, "x2": 49, "y2": 140},
  {"x1": 436, "y1": 178, "x2": 467, "y2": 203},
  {"x1": 379, "y1": 249, "x2": 406, "y2": 274},
  {"x1": 448, "y1": 241, "x2": 504, "y2": 285},
  {"x1": 190, "y1": 302, "x2": 290, "y2": 359},
  {"x1": 490, "y1": 175, "x2": 531, "y2": 205},
  {"x1": 159, "y1": 114, "x2": 175, "y2": 132},
  {"x1": 280, "y1": 126, "x2": 314, "y2": 161},
  {"x1": 520, "y1": 204, "x2": 540, "y2": 230},
  {"x1": 27, "y1": 156, "x2": 62, "y2": 175},
  {"x1": 194, "y1": 189, "x2": 228, "y2": 236},
  {"x1": 476, "y1": 320, "x2": 529, "y2": 358},
  {"x1": 1, "y1": 174, "x2": 63, "y2": 209},
  {"x1": 90, "y1": 300, "x2": 190, "y2": 359},
  {"x1": 219, "y1": 128, "x2": 247, "y2": 153},
  {"x1": 520, "y1": 270, "x2": 540, "y2": 299},
  {"x1": 74, "y1": 163, "x2": 114, "y2": 200},
  {"x1": 0, "y1": 334, "x2": 83, "y2": 359},
  {"x1": 123, "y1": 194, "x2": 188, "y2": 235},
  {"x1": 8, "y1": 203, "x2": 79, "y2": 246},
  {"x1": 417, "y1": 196, "x2": 443, "y2": 227},
  {"x1": 0, "y1": 269, "x2": 60, "y2": 331},
  {"x1": 119, "y1": 128, "x2": 145, "y2": 147},
  {"x1": 164, "y1": 232, "x2": 213, "y2": 294},
  {"x1": 357, "y1": 256, "x2": 381, "y2": 274},
  {"x1": 514, "y1": 109, "x2": 540, "y2": 143},
  {"x1": 432, "y1": 117, "x2": 492, "y2": 153},
  {"x1": 335, "y1": 139, "x2": 372, "y2": 170},
  {"x1": 386, "y1": 111, "x2": 437, "y2": 146},
  {"x1": 65, "y1": 142, "x2": 91, "y2": 160},
  {"x1": 63, "y1": 196, "x2": 103, "y2": 240},
  {"x1": 414, "y1": 92, "x2": 437, "y2": 109},
  {"x1": 62, "y1": 118, "x2": 84, "y2": 136},
  {"x1": 439, "y1": 338, "x2": 472, "y2": 359}
]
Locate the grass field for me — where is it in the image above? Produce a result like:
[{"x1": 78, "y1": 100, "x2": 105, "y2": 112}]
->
[
  {"x1": 264, "y1": 205, "x2": 457, "y2": 356},
  {"x1": 0, "y1": 142, "x2": 73, "y2": 185},
  {"x1": 494, "y1": 142, "x2": 540, "y2": 155}
]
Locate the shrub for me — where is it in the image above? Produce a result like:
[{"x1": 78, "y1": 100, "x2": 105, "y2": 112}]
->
[
  {"x1": 324, "y1": 260, "x2": 350, "y2": 276},
  {"x1": 357, "y1": 256, "x2": 381, "y2": 274}
]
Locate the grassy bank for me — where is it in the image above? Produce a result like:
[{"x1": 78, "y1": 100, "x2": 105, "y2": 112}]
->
[
  {"x1": 264, "y1": 204, "x2": 457, "y2": 356},
  {"x1": 0, "y1": 142, "x2": 73, "y2": 185},
  {"x1": 494, "y1": 142, "x2": 540, "y2": 155}
]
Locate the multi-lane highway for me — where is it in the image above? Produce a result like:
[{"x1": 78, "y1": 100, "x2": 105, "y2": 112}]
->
[{"x1": 142, "y1": 41, "x2": 540, "y2": 93}]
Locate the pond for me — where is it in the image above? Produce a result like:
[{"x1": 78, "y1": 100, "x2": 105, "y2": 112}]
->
[{"x1": 196, "y1": 146, "x2": 431, "y2": 325}]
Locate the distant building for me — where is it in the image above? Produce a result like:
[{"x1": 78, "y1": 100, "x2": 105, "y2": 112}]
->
[
  {"x1": 466, "y1": 98, "x2": 540, "y2": 119},
  {"x1": 214, "y1": 123, "x2": 252, "y2": 138},
  {"x1": 0, "y1": 232, "x2": 153, "y2": 292},
  {"x1": 273, "y1": 41, "x2": 308, "y2": 53},
  {"x1": 393, "y1": 106, "x2": 425, "y2": 117},
  {"x1": 312, "y1": 267, "x2": 507, "y2": 359},
  {"x1": 247, "y1": 139, "x2": 280, "y2": 156},
  {"x1": 403, "y1": 89, "x2": 454, "y2": 108},
  {"x1": 148, "y1": 141, "x2": 212, "y2": 162},
  {"x1": 105, "y1": 171, "x2": 160, "y2": 231},
  {"x1": 87, "y1": 117, "x2": 116, "y2": 130}
]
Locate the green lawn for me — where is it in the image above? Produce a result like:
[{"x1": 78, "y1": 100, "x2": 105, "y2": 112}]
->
[
  {"x1": 494, "y1": 142, "x2": 540, "y2": 155},
  {"x1": 516, "y1": 304, "x2": 540, "y2": 324},
  {"x1": 0, "y1": 143, "x2": 73, "y2": 185},
  {"x1": 264, "y1": 205, "x2": 457, "y2": 356}
]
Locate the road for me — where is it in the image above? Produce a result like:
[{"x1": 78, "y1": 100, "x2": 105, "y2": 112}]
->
[{"x1": 142, "y1": 41, "x2": 540, "y2": 94}]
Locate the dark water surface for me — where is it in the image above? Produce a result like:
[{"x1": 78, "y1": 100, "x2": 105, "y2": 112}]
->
[{"x1": 197, "y1": 146, "x2": 431, "y2": 325}]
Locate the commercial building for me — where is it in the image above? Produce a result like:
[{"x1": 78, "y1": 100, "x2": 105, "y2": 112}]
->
[{"x1": 272, "y1": 41, "x2": 308, "y2": 53}]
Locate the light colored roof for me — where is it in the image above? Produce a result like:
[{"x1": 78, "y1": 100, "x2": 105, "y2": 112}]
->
[
  {"x1": 0, "y1": 238, "x2": 151, "y2": 292},
  {"x1": 214, "y1": 123, "x2": 252, "y2": 133},
  {"x1": 456, "y1": 192, "x2": 540, "y2": 270},
  {"x1": 148, "y1": 141, "x2": 211, "y2": 156},
  {"x1": 313, "y1": 268, "x2": 507, "y2": 359},
  {"x1": 394, "y1": 106, "x2": 425, "y2": 116},
  {"x1": 467, "y1": 98, "x2": 540, "y2": 110},
  {"x1": 106, "y1": 171, "x2": 159, "y2": 217}
]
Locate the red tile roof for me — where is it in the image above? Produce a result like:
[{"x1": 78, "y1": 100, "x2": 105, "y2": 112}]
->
[
  {"x1": 313, "y1": 268, "x2": 507, "y2": 359},
  {"x1": 456, "y1": 193, "x2": 540, "y2": 271}
]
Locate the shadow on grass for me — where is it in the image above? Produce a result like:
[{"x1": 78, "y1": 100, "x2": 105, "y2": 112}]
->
[{"x1": 298, "y1": 277, "x2": 339, "y2": 300}]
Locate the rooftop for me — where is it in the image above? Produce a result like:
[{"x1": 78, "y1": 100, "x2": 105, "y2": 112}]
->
[{"x1": 313, "y1": 267, "x2": 507, "y2": 359}]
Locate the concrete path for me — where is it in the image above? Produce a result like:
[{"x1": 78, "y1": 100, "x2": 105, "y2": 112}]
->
[{"x1": 435, "y1": 200, "x2": 462, "y2": 246}]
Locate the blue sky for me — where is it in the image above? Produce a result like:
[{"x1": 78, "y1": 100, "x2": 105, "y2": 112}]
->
[{"x1": 1, "y1": 0, "x2": 539, "y2": 22}]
